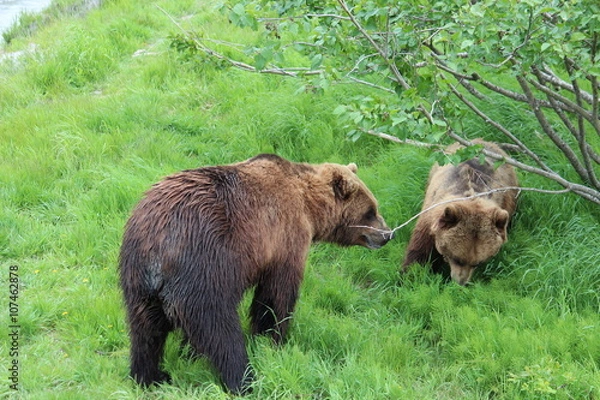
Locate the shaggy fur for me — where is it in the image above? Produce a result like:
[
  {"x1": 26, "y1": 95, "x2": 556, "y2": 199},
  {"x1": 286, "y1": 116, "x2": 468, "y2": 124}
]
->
[
  {"x1": 119, "y1": 154, "x2": 392, "y2": 393},
  {"x1": 402, "y1": 140, "x2": 518, "y2": 285}
]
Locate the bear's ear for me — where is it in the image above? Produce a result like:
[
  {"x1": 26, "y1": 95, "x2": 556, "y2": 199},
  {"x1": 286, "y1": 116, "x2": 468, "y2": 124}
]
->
[
  {"x1": 332, "y1": 172, "x2": 359, "y2": 200},
  {"x1": 438, "y1": 205, "x2": 460, "y2": 230},
  {"x1": 495, "y1": 209, "x2": 510, "y2": 240},
  {"x1": 347, "y1": 163, "x2": 358, "y2": 174}
]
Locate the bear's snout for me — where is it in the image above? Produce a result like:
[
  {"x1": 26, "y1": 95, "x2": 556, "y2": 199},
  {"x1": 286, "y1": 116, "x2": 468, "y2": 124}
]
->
[
  {"x1": 363, "y1": 230, "x2": 393, "y2": 249},
  {"x1": 362, "y1": 218, "x2": 393, "y2": 249}
]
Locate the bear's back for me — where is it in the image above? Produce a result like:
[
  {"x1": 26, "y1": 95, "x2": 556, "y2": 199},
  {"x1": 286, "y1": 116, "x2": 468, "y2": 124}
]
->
[
  {"x1": 120, "y1": 157, "x2": 317, "y2": 283},
  {"x1": 425, "y1": 141, "x2": 518, "y2": 213}
]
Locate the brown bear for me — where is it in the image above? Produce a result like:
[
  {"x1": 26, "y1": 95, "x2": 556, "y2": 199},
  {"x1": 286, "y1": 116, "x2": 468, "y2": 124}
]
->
[
  {"x1": 402, "y1": 139, "x2": 518, "y2": 285},
  {"x1": 119, "y1": 154, "x2": 393, "y2": 394}
]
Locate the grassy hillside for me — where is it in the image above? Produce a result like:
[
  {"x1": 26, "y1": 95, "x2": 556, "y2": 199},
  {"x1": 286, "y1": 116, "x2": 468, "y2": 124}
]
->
[{"x1": 1, "y1": 0, "x2": 598, "y2": 399}]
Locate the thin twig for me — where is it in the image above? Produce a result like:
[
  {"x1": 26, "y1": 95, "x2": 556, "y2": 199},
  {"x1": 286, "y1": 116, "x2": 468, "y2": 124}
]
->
[
  {"x1": 347, "y1": 52, "x2": 380, "y2": 76},
  {"x1": 257, "y1": 13, "x2": 351, "y2": 22},
  {"x1": 350, "y1": 186, "x2": 571, "y2": 236},
  {"x1": 360, "y1": 129, "x2": 439, "y2": 148},
  {"x1": 345, "y1": 76, "x2": 395, "y2": 93},
  {"x1": 478, "y1": 7, "x2": 537, "y2": 69},
  {"x1": 335, "y1": 0, "x2": 436, "y2": 125},
  {"x1": 336, "y1": 0, "x2": 411, "y2": 90}
]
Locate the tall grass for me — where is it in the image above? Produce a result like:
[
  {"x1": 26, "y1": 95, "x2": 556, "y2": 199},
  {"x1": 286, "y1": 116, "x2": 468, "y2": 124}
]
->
[{"x1": 1, "y1": 0, "x2": 599, "y2": 399}]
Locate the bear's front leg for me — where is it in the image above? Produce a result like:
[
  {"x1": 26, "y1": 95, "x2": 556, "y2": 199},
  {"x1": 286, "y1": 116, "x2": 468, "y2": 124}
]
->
[
  {"x1": 402, "y1": 220, "x2": 435, "y2": 271},
  {"x1": 250, "y1": 264, "x2": 303, "y2": 344}
]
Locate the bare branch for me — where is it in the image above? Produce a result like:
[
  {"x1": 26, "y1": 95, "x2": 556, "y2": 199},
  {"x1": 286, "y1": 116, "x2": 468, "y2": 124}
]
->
[
  {"x1": 515, "y1": 75, "x2": 590, "y2": 182},
  {"x1": 258, "y1": 13, "x2": 351, "y2": 21},
  {"x1": 431, "y1": 57, "x2": 488, "y2": 100},
  {"x1": 360, "y1": 129, "x2": 440, "y2": 148},
  {"x1": 591, "y1": 33, "x2": 600, "y2": 138},
  {"x1": 343, "y1": 76, "x2": 395, "y2": 93},
  {"x1": 457, "y1": 78, "x2": 488, "y2": 101},
  {"x1": 445, "y1": 81, "x2": 552, "y2": 172},
  {"x1": 527, "y1": 76, "x2": 600, "y2": 133},
  {"x1": 591, "y1": 73, "x2": 600, "y2": 139},
  {"x1": 538, "y1": 66, "x2": 594, "y2": 104},
  {"x1": 446, "y1": 132, "x2": 600, "y2": 204},
  {"x1": 529, "y1": 71, "x2": 600, "y2": 169},
  {"x1": 389, "y1": 186, "x2": 563, "y2": 234},
  {"x1": 558, "y1": 62, "x2": 600, "y2": 188},
  {"x1": 499, "y1": 143, "x2": 525, "y2": 153},
  {"x1": 200, "y1": 44, "x2": 322, "y2": 77},
  {"x1": 343, "y1": 53, "x2": 397, "y2": 93},
  {"x1": 470, "y1": 73, "x2": 577, "y2": 114},
  {"x1": 546, "y1": 108, "x2": 598, "y2": 189},
  {"x1": 363, "y1": 127, "x2": 523, "y2": 156}
]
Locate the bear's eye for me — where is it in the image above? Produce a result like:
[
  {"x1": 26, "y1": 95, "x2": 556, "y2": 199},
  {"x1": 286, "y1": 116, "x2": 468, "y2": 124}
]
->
[
  {"x1": 495, "y1": 216, "x2": 508, "y2": 232},
  {"x1": 451, "y1": 257, "x2": 468, "y2": 267},
  {"x1": 364, "y1": 207, "x2": 376, "y2": 221}
]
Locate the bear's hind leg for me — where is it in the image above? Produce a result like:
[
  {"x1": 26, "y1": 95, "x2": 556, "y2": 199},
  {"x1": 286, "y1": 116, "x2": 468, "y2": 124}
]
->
[
  {"x1": 128, "y1": 299, "x2": 172, "y2": 386},
  {"x1": 180, "y1": 303, "x2": 253, "y2": 394}
]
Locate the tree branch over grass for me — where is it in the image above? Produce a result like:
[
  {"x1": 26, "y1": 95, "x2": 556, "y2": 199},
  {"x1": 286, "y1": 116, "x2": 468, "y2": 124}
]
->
[
  {"x1": 167, "y1": 1, "x2": 600, "y2": 206},
  {"x1": 160, "y1": 5, "x2": 323, "y2": 78}
]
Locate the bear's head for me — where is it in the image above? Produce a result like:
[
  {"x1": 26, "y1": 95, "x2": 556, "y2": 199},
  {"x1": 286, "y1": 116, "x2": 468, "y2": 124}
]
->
[
  {"x1": 432, "y1": 200, "x2": 509, "y2": 285},
  {"x1": 316, "y1": 163, "x2": 393, "y2": 249}
]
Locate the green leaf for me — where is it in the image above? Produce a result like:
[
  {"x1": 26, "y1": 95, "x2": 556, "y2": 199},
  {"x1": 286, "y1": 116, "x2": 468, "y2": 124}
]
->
[
  {"x1": 391, "y1": 115, "x2": 407, "y2": 126},
  {"x1": 310, "y1": 53, "x2": 323, "y2": 70},
  {"x1": 478, "y1": 153, "x2": 487, "y2": 165},
  {"x1": 333, "y1": 105, "x2": 347, "y2": 115},
  {"x1": 461, "y1": 39, "x2": 474, "y2": 50},
  {"x1": 493, "y1": 160, "x2": 506, "y2": 169},
  {"x1": 347, "y1": 130, "x2": 362, "y2": 142},
  {"x1": 429, "y1": 130, "x2": 446, "y2": 142},
  {"x1": 348, "y1": 111, "x2": 363, "y2": 124},
  {"x1": 232, "y1": 3, "x2": 245, "y2": 16},
  {"x1": 254, "y1": 53, "x2": 267, "y2": 70}
]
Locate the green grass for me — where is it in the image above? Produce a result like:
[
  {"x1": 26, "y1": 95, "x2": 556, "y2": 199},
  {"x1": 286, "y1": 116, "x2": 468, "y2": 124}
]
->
[{"x1": 1, "y1": 0, "x2": 599, "y2": 399}]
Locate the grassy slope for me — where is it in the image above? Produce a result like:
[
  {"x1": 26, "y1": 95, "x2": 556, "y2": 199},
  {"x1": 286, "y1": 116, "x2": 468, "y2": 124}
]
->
[{"x1": 0, "y1": 0, "x2": 599, "y2": 399}]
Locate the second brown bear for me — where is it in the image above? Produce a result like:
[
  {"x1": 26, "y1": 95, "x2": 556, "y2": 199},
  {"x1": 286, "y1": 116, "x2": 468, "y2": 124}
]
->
[
  {"x1": 402, "y1": 139, "x2": 519, "y2": 285},
  {"x1": 119, "y1": 154, "x2": 393, "y2": 394}
]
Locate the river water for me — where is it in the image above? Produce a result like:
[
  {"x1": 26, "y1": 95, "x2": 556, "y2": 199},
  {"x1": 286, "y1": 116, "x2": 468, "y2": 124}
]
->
[{"x1": 0, "y1": 0, "x2": 53, "y2": 36}]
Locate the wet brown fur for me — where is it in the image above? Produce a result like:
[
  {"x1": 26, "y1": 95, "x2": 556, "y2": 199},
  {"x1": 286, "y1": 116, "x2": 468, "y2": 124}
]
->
[
  {"x1": 119, "y1": 154, "x2": 392, "y2": 393},
  {"x1": 402, "y1": 140, "x2": 518, "y2": 285}
]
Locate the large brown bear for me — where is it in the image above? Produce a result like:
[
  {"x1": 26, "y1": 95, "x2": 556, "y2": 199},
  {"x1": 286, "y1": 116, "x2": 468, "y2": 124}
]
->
[
  {"x1": 119, "y1": 154, "x2": 392, "y2": 394},
  {"x1": 402, "y1": 139, "x2": 518, "y2": 285}
]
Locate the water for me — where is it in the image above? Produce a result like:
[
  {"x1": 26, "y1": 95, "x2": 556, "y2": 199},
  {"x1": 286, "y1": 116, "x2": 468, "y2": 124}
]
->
[{"x1": 0, "y1": 0, "x2": 53, "y2": 34}]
